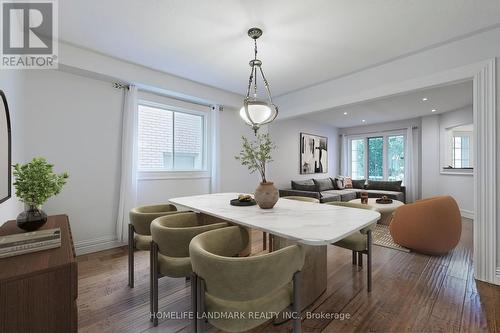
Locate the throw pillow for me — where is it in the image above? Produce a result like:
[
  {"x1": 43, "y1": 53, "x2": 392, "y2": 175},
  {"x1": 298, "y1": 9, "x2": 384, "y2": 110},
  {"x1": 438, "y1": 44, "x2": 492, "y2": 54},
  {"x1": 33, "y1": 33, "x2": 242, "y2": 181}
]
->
[
  {"x1": 291, "y1": 179, "x2": 318, "y2": 192},
  {"x1": 343, "y1": 177, "x2": 353, "y2": 188},
  {"x1": 334, "y1": 177, "x2": 345, "y2": 190},
  {"x1": 366, "y1": 180, "x2": 402, "y2": 192},
  {"x1": 351, "y1": 179, "x2": 367, "y2": 189},
  {"x1": 313, "y1": 178, "x2": 334, "y2": 191}
]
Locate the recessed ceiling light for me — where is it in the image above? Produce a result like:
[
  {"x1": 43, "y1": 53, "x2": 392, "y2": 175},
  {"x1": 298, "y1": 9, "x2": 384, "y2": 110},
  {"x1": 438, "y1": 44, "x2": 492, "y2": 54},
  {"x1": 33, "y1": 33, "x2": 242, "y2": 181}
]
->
[
  {"x1": 422, "y1": 97, "x2": 428, "y2": 101},
  {"x1": 343, "y1": 112, "x2": 348, "y2": 115},
  {"x1": 362, "y1": 119, "x2": 366, "y2": 122},
  {"x1": 431, "y1": 109, "x2": 437, "y2": 112}
]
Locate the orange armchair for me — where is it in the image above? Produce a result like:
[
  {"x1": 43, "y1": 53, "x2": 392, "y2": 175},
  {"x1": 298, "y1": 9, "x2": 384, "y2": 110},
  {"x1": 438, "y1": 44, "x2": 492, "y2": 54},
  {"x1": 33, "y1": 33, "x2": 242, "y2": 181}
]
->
[{"x1": 389, "y1": 196, "x2": 462, "y2": 255}]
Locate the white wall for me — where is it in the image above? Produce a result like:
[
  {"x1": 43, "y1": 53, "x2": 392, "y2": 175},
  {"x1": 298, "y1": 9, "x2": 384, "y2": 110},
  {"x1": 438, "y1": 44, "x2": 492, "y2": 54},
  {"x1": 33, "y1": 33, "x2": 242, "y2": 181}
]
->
[
  {"x1": 268, "y1": 117, "x2": 338, "y2": 189},
  {"x1": 421, "y1": 108, "x2": 474, "y2": 215},
  {"x1": 17, "y1": 70, "x2": 124, "y2": 252},
  {"x1": 219, "y1": 107, "x2": 262, "y2": 193}
]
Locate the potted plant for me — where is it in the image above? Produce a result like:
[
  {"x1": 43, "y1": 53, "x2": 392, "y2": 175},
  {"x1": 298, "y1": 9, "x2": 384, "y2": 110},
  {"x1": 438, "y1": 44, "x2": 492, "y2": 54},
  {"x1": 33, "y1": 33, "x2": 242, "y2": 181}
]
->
[
  {"x1": 235, "y1": 134, "x2": 278, "y2": 209},
  {"x1": 13, "y1": 157, "x2": 69, "y2": 231}
]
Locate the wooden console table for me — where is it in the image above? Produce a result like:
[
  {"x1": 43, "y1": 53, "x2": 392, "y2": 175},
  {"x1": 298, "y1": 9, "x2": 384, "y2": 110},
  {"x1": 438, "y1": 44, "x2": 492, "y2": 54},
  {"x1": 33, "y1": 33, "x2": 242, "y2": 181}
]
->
[{"x1": 0, "y1": 215, "x2": 77, "y2": 333}]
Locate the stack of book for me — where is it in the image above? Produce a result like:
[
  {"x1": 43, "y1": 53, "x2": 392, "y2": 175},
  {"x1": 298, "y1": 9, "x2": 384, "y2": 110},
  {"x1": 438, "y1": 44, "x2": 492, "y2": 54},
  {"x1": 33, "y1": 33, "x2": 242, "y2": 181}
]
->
[{"x1": 0, "y1": 228, "x2": 61, "y2": 258}]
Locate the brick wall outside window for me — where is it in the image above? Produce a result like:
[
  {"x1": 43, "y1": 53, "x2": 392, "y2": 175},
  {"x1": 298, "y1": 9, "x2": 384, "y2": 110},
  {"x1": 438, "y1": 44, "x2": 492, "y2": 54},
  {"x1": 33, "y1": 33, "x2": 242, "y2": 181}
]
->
[{"x1": 138, "y1": 104, "x2": 203, "y2": 170}]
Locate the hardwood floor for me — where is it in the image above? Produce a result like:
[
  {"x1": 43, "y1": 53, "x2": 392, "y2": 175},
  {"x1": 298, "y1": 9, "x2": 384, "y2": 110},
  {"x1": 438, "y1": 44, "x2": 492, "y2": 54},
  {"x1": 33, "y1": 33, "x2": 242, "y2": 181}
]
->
[{"x1": 77, "y1": 219, "x2": 500, "y2": 333}]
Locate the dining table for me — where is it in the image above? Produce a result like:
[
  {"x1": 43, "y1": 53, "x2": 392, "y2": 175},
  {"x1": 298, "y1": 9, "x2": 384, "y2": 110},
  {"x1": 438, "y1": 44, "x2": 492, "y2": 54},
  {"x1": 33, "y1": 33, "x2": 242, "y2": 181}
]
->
[{"x1": 169, "y1": 193, "x2": 381, "y2": 310}]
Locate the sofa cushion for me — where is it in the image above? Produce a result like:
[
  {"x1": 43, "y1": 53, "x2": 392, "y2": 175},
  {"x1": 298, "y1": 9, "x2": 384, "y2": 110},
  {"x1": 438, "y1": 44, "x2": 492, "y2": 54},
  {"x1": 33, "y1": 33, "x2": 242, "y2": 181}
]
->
[
  {"x1": 279, "y1": 189, "x2": 321, "y2": 200},
  {"x1": 363, "y1": 189, "x2": 405, "y2": 202},
  {"x1": 321, "y1": 189, "x2": 358, "y2": 202},
  {"x1": 319, "y1": 193, "x2": 341, "y2": 203},
  {"x1": 313, "y1": 178, "x2": 334, "y2": 191},
  {"x1": 291, "y1": 179, "x2": 318, "y2": 192},
  {"x1": 366, "y1": 180, "x2": 402, "y2": 192},
  {"x1": 351, "y1": 179, "x2": 366, "y2": 189}
]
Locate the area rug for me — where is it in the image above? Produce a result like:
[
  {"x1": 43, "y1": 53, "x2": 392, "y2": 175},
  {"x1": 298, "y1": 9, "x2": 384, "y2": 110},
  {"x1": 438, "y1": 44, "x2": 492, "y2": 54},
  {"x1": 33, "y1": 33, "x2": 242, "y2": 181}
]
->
[{"x1": 373, "y1": 224, "x2": 410, "y2": 252}]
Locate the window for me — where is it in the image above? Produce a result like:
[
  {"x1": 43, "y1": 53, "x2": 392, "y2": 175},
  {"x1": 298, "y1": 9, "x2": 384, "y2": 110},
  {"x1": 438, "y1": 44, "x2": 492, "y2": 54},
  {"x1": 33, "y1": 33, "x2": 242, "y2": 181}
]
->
[
  {"x1": 367, "y1": 137, "x2": 384, "y2": 180},
  {"x1": 349, "y1": 132, "x2": 406, "y2": 183},
  {"x1": 138, "y1": 104, "x2": 206, "y2": 171},
  {"x1": 350, "y1": 139, "x2": 365, "y2": 180},
  {"x1": 453, "y1": 135, "x2": 471, "y2": 168},
  {"x1": 387, "y1": 135, "x2": 405, "y2": 181}
]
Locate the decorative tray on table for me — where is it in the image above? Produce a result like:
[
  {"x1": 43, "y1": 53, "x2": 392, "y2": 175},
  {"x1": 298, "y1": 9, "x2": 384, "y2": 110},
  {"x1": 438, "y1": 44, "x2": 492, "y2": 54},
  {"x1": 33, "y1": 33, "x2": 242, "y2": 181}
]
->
[
  {"x1": 375, "y1": 196, "x2": 393, "y2": 204},
  {"x1": 230, "y1": 194, "x2": 256, "y2": 206}
]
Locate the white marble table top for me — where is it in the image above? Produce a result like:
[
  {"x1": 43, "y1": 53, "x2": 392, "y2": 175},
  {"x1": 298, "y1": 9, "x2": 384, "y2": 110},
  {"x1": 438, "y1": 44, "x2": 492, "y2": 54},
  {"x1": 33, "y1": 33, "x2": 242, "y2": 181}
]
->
[{"x1": 169, "y1": 193, "x2": 381, "y2": 246}]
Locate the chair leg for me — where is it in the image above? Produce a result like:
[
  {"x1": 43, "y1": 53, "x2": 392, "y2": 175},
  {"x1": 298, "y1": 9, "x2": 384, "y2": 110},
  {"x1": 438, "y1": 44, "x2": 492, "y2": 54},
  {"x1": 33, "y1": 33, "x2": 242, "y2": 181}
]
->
[
  {"x1": 292, "y1": 271, "x2": 302, "y2": 333},
  {"x1": 263, "y1": 232, "x2": 267, "y2": 251},
  {"x1": 191, "y1": 273, "x2": 197, "y2": 333},
  {"x1": 152, "y1": 242, "x2": 159, "y2": 327},
  {"x1": 367, "y1": 230, "x2": 373, "y2": 292},
  {"x1": 128, "y1": 224, "x2": 134, "y2": 288},
  {"x1": 269, "y1": 234, "x2": 274, "y2": 252},
  {"x1": 197, "y1": 277, "x2": 206, "y2": 333},
  {"x1": 358, "y1": 251, "x2": 363, "y2": 268},
  {"x1": 352, "y1": 251, "x2": 357, "y2": 265},
  {"x1": 149, "y1": 242, "x2": 153, "y2": 322}
]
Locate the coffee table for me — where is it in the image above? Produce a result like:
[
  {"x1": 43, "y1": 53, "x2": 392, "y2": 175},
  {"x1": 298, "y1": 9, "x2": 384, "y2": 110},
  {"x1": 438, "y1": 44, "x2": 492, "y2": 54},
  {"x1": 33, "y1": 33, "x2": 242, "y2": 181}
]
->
[{"x1": 349, "y1": 198, "x2": 404, "y2": 225}]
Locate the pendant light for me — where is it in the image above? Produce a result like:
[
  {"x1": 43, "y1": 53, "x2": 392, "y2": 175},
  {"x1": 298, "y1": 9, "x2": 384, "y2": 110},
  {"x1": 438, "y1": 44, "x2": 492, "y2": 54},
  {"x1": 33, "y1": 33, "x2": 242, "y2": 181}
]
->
[{"x1": 239, "y1": 27, "x2": 278, "y2": 134}]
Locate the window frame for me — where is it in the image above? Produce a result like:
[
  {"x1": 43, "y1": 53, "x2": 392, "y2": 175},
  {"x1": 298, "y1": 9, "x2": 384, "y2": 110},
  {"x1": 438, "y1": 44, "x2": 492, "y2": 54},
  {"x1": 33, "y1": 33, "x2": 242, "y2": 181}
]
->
[
  {"x1": 137, "y1": 99, "x2": 210, "y2": 180},
  {"x1": 347, "y1": 130, "x2": 406, "y2": 183}
]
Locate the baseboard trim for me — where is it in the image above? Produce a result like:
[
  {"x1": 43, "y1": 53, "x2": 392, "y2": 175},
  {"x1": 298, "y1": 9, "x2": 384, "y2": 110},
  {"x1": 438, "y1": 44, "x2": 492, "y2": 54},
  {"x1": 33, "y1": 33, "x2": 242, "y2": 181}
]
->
[
  {"x1": 75, "y1": 234, "x2": 125, "y2": 255},
  {"x1": 460, "y1": 209, "x2": 474, "y2": 219}
]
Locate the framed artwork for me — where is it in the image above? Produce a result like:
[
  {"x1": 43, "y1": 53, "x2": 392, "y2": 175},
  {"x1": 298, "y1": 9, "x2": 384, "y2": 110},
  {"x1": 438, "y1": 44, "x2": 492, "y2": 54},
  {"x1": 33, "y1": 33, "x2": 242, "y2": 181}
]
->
[{"x1": 300, "y1": 132, "x2": 328, "y2": 174}]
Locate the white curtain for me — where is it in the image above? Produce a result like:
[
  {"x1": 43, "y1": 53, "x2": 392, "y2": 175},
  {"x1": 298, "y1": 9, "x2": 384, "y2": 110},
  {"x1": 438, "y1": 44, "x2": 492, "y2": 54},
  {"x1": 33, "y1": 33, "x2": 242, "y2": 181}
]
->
[
  {"x1": 116, "y1": 85, "x2": 138, "y2": 242},
  {"x1": 340, "y1": 134, "x2": 348, "y2": 176},
  {"x1": 405, "y1": 126, "x2": 417, "y2": 203},
  {"x1": 210, "y1": 105, "x2": 221, "y2": 193}
]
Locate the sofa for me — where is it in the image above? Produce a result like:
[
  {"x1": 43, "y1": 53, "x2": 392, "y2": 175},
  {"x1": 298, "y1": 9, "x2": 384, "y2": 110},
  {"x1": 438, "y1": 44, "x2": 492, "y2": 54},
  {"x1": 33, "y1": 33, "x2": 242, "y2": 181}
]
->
[{"x1": 279, "y1": 177, "x2": 406, "y2": 203}]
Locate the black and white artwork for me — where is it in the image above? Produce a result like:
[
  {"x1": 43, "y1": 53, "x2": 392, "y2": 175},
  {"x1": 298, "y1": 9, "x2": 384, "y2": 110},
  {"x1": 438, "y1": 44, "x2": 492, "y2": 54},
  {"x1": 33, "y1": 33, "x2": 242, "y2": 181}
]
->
[{"x1": 300, "y1": 133, "x2": 328, "y2": 174}]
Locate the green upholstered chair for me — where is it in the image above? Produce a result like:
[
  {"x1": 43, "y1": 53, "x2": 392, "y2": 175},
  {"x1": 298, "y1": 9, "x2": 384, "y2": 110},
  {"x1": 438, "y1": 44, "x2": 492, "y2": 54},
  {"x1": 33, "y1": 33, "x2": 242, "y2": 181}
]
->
[
  {"x1": 190, "y1": 226, "x2": 305, "y2": 333},
  {"x1": 150, "y1": 212, "x2": 228, "y2": 327},
  {"x1": 324, "y1": 201, "x2": 377, "y2": 292},
  {"x1": 281, "y1": 196, "x2": 320, "y2": 203},
  {"x1": 128, "y1": 204, "x2": 179, "y2": 288}
]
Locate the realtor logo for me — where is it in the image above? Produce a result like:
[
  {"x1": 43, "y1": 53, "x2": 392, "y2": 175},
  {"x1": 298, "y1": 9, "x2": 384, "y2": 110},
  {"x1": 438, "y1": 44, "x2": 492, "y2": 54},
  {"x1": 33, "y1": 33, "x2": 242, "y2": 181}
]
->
[{"x1": 1, "y1": 0, "x2": 58, "y2": 69}]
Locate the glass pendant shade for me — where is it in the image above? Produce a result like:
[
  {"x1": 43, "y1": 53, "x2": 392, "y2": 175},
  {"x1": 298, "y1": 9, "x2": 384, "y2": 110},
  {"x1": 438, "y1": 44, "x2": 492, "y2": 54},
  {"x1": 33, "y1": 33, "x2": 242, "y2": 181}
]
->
[{"x1": 239, "y1": 100, "x2": 276, "y2": 126}]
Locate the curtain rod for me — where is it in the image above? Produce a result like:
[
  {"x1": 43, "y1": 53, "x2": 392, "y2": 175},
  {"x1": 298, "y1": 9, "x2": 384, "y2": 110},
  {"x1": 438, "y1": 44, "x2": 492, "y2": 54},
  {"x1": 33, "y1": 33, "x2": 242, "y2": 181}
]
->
[
  {"x1": 113, "y1": 82, "x2": 223, "y2": 110},
  {"x1": 340, "y1": 126, "x2": 419, "y2": 137}
]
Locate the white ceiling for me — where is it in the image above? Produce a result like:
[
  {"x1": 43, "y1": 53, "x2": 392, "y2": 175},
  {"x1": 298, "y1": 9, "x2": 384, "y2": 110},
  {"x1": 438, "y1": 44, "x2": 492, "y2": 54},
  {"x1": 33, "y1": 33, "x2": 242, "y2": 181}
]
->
[
  {"x1": 59, "y1": 1, "x2": 500, "y2": 96},
  {"x1": 305, "y1": 80, "x2": 473, "y2": 128}
]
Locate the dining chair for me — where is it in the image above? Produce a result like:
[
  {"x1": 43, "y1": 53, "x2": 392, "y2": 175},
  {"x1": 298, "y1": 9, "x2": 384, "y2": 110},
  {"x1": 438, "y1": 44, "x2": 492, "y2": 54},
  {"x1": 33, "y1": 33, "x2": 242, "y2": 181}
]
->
[
  {"x1": 128, "y1": 204, "x2": 179, "y2": 288},
  {"x1": 150, "y1": 212, "x2": 228, "y2": 327},
  {"x1": 324, "y1": 201, "x2": 377, "y2": 292},
  {"x1": 189, "y1": 226, "x2": 305, "y2": 333}
]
